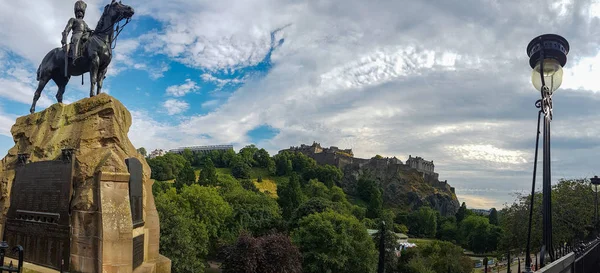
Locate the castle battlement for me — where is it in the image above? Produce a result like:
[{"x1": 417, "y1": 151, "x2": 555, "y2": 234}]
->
[
  {"x1": 280, "y1": 143, "x2": 445, "y2": 184},
  {"x1": 283, "y1": 141, "x2": 354, "y2": 157}
]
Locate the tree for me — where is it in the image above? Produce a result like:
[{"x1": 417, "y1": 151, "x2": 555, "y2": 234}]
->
[
  {"x1": 407, "y1": 207, "x2": 437, "y2": 238},
  {"x1": 291, "y1": 197, "x2": 334, "y2": 227},
  {"x1": 155, "y1": 188, "x2": 208, "y2": 273},
  {"x1": 163, "y1": 153, "x2": 188, "y2": 176},
  {"x1": 266, "y1": 158, "x2": 276, "y2": 175},
  {"x1": 148, "y1": 158, "x2": 173, "y2": 181},
  {"x1": 455, "y1": 202, "x2": 468, "y2": 223},
  {"x1": 152, "y1": 180, "x2": 172, "y2": 196},
  {"x1": 222, "y1": 233, "x2": 302, "y2": 273},
  {"x1": 394, "y1": 224, "x2": 409, "y2": 234},
  {"x1": 373, "y1": 224, "x2": 400, "y2": 273},
  {"x1": 274, "y1": 152, "x2": 293, "y2": 176},
  {"x1": 181, "y1": 148, "x2": 194, "y2": 164},
  {"x1": 231, "y1": 155, "x2": 251, "y2": 179},
  {"x1": 137, "y1": 147, "x2": 147, "y2": 157},
  {"x1": 459, "y1": 215, "x2": 491, "y2": 253},
  {"x1": 372, "y1": 155, "x2": 383, "y2": 159},
  {"x1": 222, "y1": 149, "x2": 236, "y2": 167},
  {"x1": 437, "y1": 218, "x2": 458, "y2": 242},
  {"x1": 357, "y1": 176, "x2": 383, "y2": 219},
  {"x1": 499, "y1": 178, "x2": 595, "y2": 252},
  {"x1": 239, "y1": 145, "x2": 259, "y2": 167},
  {"x1": 277, "y1": 174, "x2": 305, "y2": 219},
  {"x1": 416, "y1": 240, "x2": 473, "y2": 273},
  {"x1": 488, "y1": 208, "x2": 499, "y2": 226},
  {"x1": 292, "y1": 210, "x2": 377, "y2": 273},
  {"x1": 209, "y1": 150, "x2": 225, "y2": 167},
  {"x1": 253, "y1": 148, "x2": 271, "y2": 168},
  {"x1": 222, "y1": 188, "x2": 282, "y2": 237},
  {"x1": 304, "y1": 179, "x2": 330, "y2": 200},
  {"x1": 304, "y1": 165, "x2": 343, "y2": 188},
  {"x1": 174, "y1": 163, "x2": 197, "y2": 190},
  {"x1": 240, "y1": 179, "x2": 259, "y2": 192},
  {"x1": 199, "y1": 158, "x2": 218, "y2": 186},
  {"x1": 290, "y1": 152, "x2": 317, "y2": 173}
]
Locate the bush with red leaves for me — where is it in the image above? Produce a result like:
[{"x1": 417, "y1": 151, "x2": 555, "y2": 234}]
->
[{"x1": 222, "y1": 232, "x2": 302, "y2": 273}]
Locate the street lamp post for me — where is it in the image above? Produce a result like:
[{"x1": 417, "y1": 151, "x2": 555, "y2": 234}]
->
[
  {"x1": 591, "y1": 176, "x2": 600, "y2": 232},
  {"x1": 524, "y1": 34, "x2": 570, "y2": 271}
]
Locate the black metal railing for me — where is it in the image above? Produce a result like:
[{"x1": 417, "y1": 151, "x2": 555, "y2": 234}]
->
[
  {"x1": 0, "y1": 242, "x2": 23, "y2": 273},
  {"x1": 530, "y1": 237, "x2": 600, "y2": 273}
]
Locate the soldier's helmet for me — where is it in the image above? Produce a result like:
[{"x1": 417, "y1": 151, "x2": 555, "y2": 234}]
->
[{"x1": 74, "y1": 0, "x2": 87, "y2": 16}]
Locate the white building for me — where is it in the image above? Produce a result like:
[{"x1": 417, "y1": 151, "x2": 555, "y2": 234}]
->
[{"x1": 148, "y1": 149, "x2": 166, "y2": 159}]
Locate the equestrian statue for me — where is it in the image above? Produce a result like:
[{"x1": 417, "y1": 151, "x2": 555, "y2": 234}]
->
[{"x1": 30, "y1": 0, "x2": 134, "y2": 114}]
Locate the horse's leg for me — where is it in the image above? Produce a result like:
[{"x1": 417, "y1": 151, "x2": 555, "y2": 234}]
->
[
  {"x1": 30, "y1": 76, "x2": 51, "y2": 114},
  {"x1": 96, "y1": 67, "x2": 108, "y2": 95},
  {"x1": 89, "y1": 53, "x2": 99, "y2": 97},
  {"x1": 54, "y1": 76, "x2": 69, "y2": 103}
]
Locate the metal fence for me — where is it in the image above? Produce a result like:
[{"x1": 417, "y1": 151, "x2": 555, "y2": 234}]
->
[
  {"x1": 535, "y1": 238, "x2": 600, "y2": 273},
  {"x1": 0, "y1": 242, "x2": 23, "y2": 273}
]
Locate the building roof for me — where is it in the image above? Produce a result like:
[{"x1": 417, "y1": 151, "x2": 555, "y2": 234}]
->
[
  {"x1": 366, "y1": 229, "x2": 408, "y2": 239},
  {"x1": 169, "y1": 145, "x2": 234, "y2": 153}
]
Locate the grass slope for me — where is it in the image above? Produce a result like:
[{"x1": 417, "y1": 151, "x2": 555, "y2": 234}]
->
[{"x1": 193, "y1": 167, "x2": 281, "y2": 198}]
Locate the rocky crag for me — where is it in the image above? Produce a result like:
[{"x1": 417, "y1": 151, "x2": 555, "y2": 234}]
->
[
  {"x1": 281, "y1": 142, "x2": 460, "y2": 217},
  {"x1": 342, "y1": 159, "x2": 460, "y2": 217},
  {"x1": 0, "y1": 94, "x2": 170, "y2": 273}
]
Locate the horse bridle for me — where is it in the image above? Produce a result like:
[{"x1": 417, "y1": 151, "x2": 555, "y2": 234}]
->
[{"x1": 95, "y1": 3, "x2": 131, "y2": 49}]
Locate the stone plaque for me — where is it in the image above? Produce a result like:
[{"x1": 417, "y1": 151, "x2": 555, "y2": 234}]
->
[
  {"x1": 126, "y1": 158, "x2": 144, "y2": 228},
  {"x1": 3, "y1": 152, "x2": 74, "y2": 270},
  {"x1": 133, "y1": 234, "x2": 144, "y2": 269}
]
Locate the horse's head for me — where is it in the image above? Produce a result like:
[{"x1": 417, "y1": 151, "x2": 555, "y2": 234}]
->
[
  {"x1": 106, "y1": 0, "x2": 135, "y2": 21},
  {"x1": 96, "y1": 0, "x2": 135, "y2": 32}
]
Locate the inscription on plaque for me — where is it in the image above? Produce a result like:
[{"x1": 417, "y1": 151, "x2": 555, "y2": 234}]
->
[
  {"x1": 133, "y1": 234, "x2": 144, "y2": 269},
  {"x1": 126, "y1": 158, "x2": 144, "y2": 228},
  {"x1": 3, "y1": 151, "x2": 74, "y2": 270}
]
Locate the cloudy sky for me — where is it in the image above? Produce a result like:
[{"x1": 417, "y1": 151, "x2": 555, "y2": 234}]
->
[{"x1": 1, "y1": 0, "x2": 600, "y2": 209}]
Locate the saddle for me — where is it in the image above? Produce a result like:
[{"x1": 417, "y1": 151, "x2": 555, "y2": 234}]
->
[{"x1": 67, "y1": 31, "x2": 91, "y2": 62}]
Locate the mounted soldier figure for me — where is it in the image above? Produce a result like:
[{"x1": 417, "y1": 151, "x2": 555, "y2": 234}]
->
[
  {"x1": 30, "y1": 0, "x2": 134, "y2": 114},
  {"x1": 62, "y1": 0, "x2": 93, "y2": 67}
]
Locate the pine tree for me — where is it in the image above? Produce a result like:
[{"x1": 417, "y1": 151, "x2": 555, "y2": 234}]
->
[
  {"x1": 277, "y1": 174, "x2": 305, "y2": 219},
  {"x1": 488, "y1": 208, "x2": 499, "y2": 226},
  {"x1": 456, "y1": 202, "x2": 468, "y2": 223}
]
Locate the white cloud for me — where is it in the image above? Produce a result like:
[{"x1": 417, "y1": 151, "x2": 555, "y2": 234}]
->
[
  {"x1": 0, "y1": 76, "x2": 52, "y2": 109},
  {"x1": 166, "y1": 79, "x2": 199, "y2": 97},
  {"x1": 201, "y1": 73, "x2": 246, "y2": 90},
  {"x1": 201, "y1": 99, "x2": 220, "y2": 109},
  {"x1": 445, "y1": 144, "x2": 528, "y2": 165},
  {"x1": 0, "y1": 108, "x2": 16, "y2": 138},
  {"x1": 163, "y1": 99, "x2": 189, "y2": 115},
  {"x1": 108, "y1": 38, "x2": 171, "y2": 79}
]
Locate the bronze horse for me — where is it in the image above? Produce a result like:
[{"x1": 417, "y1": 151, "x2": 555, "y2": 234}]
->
[{"x1": 30, "y1": 0, "x2": 134, "y2": 114}]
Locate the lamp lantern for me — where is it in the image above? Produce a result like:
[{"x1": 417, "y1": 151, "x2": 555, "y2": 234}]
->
[{"x1": 527, "y1": 34, "x2": 569, "y2": 92}]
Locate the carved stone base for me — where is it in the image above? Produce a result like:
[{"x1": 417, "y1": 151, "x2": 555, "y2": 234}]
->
[{"x1": 0, "y1": 94, "x2": 171, "y2": 273}]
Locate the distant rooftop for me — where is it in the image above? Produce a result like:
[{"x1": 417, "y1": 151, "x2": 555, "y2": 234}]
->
[{"x1": 169, "y1": 145, "x2": 234, "y2": 153}]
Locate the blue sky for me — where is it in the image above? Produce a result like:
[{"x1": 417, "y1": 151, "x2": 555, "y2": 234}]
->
[{"x1": 2, "y1": 0, "x2": 600, "y2": 209}]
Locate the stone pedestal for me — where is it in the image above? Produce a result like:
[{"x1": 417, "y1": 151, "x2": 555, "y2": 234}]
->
[{"x1": 0, "y1": 94, "x2": 171, "y2": 273}]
